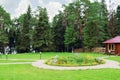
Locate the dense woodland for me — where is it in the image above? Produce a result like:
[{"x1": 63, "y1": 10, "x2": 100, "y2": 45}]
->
[{"x1": 0, "y1": 0, "x2": 120, "y2": 53}]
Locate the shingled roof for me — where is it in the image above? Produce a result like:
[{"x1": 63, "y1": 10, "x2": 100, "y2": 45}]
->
[{"x1": 103, "y1": 36, "x2": 120, "y2": 43}]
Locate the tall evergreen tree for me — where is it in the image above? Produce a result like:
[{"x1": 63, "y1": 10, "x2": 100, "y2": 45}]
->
[
  {"x1": 0, "y1": 30, "x2": 8, "y2": 53},
  {"x1": 115, "y1": 5, "x2": 120, "y2": 35},
  {"x1": 84, "y1": 1, "x2": 106, "y2": 50},
  {"x1": 14, "y1": 14, "x2": 25, "y2": 53},
  {"x1": 64, "y1": 25, "x2": 77, "y2": 52},
  {"x1": 100, "y1": 0, "x2": 109, "y2": 40},
  {"x1": 108, "y1": 12, "x2": 116, "y2": 37},
  {"x1": 33, "y1": 7, "x2": 52, "y2": 52},
  {"x1": 52, "y1": 12, "x2": 66, "y2": 52},
  {"x1": 63, "y1": 0, "x2": 90, "y2": 51},
  {"x1": 107, "y1": 0, "x2": 116, "y2": 37},
  {"x1": 0, "y1": 6, "x2": 11, "y2": 53},
  {"x1": 18, "y1": 6, "x2": 32, "y2": 52}
]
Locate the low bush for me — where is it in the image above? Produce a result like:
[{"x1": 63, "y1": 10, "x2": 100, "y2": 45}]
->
[{"x1": 45, "y1": 55, "x2": 105, "y2": 67}]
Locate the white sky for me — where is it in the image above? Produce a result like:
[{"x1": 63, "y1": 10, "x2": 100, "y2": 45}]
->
[{"x1": 0, "y1": 0, "x2": 119, "y2": 22}]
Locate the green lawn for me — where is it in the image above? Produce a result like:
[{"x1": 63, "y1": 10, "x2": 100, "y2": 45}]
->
[
  {"x1": 0, "y1": 59, "x2": 37, "y2": 63},
  {"x1": 0, "y1": 52, "x2": 106, "y2": 63},
  {"x1": 0, "y1": 64, "x2": 119, "y2": 80},
  {"x1": 1, "y1": 52, "x2": 118, "y2": 80},
  {"x1": 0, "y1": 52, "x2": 105, "y2": 59},
  {"x1": 107, "y1": 56, "x2": 120, "y2": 62}
]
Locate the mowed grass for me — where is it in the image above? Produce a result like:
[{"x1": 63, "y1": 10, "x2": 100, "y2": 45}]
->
[
  {"x1": 0, "y1": 59, "x2": 37, "y2": 63},
  {"x1": 0, "y1": 52, "x2": 106, "y2": 62},
  {"x1": 0, "y1": 64, "x2": 120, "y2": 80},
  {"x1": 0, "y1": 52, "x2": 106, "y2": 59},
  {"x1": 107, "y1": 56, "x2": 120, "y2": 62},
  {"x1": 0, "y1": 52, "x2": 118, "y2": 80}
]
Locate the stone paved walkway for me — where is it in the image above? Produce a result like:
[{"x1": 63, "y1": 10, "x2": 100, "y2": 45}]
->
[{"x1": 32, "y1": 59, "x2": 120, "y2": 70}]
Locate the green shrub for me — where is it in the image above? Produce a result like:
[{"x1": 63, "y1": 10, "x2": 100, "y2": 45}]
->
[
  {"x1": 95, "y1": 58, "x2": 105, "y2": 64},
  {"x1": 76, "y1": 57, "x2": 83, "y2": 64},
  {"x1": 45, "y1": 55, "x2": 105, "y2": 66}
]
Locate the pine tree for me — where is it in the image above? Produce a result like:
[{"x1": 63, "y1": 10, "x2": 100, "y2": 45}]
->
[
  {"x1": 19, "y1": 6, "x2": 32, "y2": 52},
  {"x1": 63, "y1": 0, "x2": 90, "y2": 51},
  {"x1": 15, "y1": 14, "x2": 25, "y2": 53},
  {"x1": 64, "y1": 25, "x2": 77, "y2": 52},
  {"x1": 115, "y1": 5, "x2": 120, "y2": 35},
  {"x1": 0, "y1": 30, "x2": 8, "y2": 53},
  {"x1": 0, "y1": 6, "x2": 11, "y2": 53},
  {"x1": 52, "y1": 12, "x2": 66, "y2": 52},
  {"x1": 84, "y1": 1, "x2": 106, "y2": 50},
  {"x1": 33, "y1": 7, "x2": 52, "y2": 52},
  {"x1": 107, "y1": 0, "x2": 116, "y2": 37},
  {"x1": 100, "y1": 0, "x2": 109, "y2": 40}
]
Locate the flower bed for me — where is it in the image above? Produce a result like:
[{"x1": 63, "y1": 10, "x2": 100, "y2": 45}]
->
[{"x1": 45, "y1": 55, "x2": 105, "y2": 67}]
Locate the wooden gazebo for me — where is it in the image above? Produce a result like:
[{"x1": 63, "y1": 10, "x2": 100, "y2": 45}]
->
[{"x1": 103, "y1": 36, "x2": 120, "y2": 55}]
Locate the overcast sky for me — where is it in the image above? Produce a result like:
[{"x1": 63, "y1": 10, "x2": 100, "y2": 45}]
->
[{"x1": 0, "y1": 0, "x2": 119, "y2": 22}]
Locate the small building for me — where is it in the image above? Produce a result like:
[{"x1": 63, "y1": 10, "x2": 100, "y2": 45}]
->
[{"x1": 103, "y1": 36, "x2": 120, "y2": 55}]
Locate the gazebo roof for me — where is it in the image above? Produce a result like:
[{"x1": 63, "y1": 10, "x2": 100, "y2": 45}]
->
[{"x1": 103, "y1": 36, "x2": 120, "y2": 44}]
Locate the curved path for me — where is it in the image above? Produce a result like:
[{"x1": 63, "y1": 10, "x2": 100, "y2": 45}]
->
[
  {"x1": 32, "y1": 59, "x2": 120, "y2": 70},
  {"x1": 0, "y1": 57, "x2": 120, "y2": 70}
]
